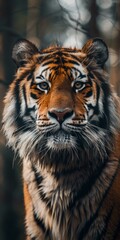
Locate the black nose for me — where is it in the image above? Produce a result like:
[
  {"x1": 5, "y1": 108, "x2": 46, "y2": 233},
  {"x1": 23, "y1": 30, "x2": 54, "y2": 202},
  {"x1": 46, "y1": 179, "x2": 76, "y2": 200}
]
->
[{"x1": 48, "y1": 108, "x2": 73, "y2": 123}]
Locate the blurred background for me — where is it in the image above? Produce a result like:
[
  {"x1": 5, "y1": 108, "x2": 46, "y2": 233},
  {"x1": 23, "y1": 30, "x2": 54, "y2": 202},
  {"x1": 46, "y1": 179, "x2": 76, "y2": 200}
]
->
[{"x1": 0, "y1": 0, "x2": 120, "y2": 239}]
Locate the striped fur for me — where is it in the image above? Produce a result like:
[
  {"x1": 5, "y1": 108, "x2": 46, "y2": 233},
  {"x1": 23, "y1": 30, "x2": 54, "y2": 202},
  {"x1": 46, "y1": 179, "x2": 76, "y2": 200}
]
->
[{"x1": 2, "y1": 38, "x2": 120, "y2": 239}]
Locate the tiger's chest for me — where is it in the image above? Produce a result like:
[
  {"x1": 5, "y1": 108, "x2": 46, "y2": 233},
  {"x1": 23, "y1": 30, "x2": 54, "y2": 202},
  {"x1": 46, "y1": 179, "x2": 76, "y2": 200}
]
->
[
  {"x1": 26, "y1": 183, "x2": 109, "y2": 240},
  {"x1": 23, "y1": 157, "x2": 120, "y2": 240}
]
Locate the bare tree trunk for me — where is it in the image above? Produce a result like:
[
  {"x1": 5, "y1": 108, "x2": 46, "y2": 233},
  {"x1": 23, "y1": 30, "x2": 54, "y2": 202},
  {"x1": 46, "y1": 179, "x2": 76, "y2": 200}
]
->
[
  {"x1": 110, "y1": 1, "x2": 120, "y2": 95},
  {"x1": 2, "y1": 0, "x2": 15, "y2": 84},
  {"x1": 115, "y1": 1, "x2": 120, "y2": 95},
  {"x1": 0, "y1": 0, "x2": 25, "y2": 239},
  {"x1": 26, "y1": 0, "x2": 41, "y2": 47},
  {"x1": 88, "y1": 0, "x2": 99, "y2": 38},
  {"x1": 0, "y1": 0, "x2": 9, "y2": 237}
]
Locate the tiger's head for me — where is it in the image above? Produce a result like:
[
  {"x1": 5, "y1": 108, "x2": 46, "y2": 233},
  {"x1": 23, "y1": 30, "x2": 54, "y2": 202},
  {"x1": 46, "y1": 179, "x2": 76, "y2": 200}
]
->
[{"x1": 3, "y1": 38, "x2": 119, "y2": 165}]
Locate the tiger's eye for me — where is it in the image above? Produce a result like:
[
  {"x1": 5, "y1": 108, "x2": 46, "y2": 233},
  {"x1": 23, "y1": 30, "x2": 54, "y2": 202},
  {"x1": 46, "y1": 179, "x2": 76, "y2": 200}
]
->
[
  {"x1": 74, "y1": 81, "x2": 82, "y2": 90},
  {"x1": 38, "y1": 81, "x2": 49, "y2": 91}
]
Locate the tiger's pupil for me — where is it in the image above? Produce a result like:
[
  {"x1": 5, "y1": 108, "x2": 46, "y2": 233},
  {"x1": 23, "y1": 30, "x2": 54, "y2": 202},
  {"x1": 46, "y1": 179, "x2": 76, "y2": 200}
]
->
[
  {"x1": 74, "y1": 81, "x2": 82, "y2": 89},
  {"x1": 39, "y1": 82, "x2": 49, "y2": 90}
]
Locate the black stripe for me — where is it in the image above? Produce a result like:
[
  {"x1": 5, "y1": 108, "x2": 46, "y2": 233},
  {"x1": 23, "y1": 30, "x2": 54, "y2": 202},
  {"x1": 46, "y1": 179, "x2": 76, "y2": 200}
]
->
[
  {"x1": 30, "y1": 92, "x2": 38, "y2": 99},
  {"x1": 85, "y1": 89, "x2": 92, "y2": 98},
  {"x1": 14, "y1": 82, "x2": 25, "y2": 129},
  {"x1": 95, "y1": 82, "x2": 111, "y2": 130},
  {"x1": 61, "y1": 53, "x2": 84, "y2": 62},
  {"x1": 27, "y1": 73, "x2": 33, "y2": 81},
  {"x1": 89, "y1": 82, "x2": 111, "y2": 130},
  {"x1": 92, "y1": 83, "x2": 100, "y2": 115},
  {"x1": 22, "y1": 85, "x2": 27, "y2": 111},
  {"x1": 39, "y1": 188, "x2": 51, "y2": 209},
  {"x1": 42, "y1": 60, "x2": 55, "y2": 66},
  {"x1": 63, "y1": 59, "x2": 80, "y2": 65},
  {"x1": 15, "y1": 80, "x2": 21, "y2": 115},
  {"x1": 16, "y1": 71, "x2": 30, "y2": 82},
  {"x1": 32, "y1": 165, "x2": 43, "y2": 186},
  {"x1": 31, "y1": 166, "x2": 51, "y2": 208},
  {"x1": 102, "y1": 81, "x2": 111, "y2": 127},
  {"x1": 71, "y1": 66, "x2": 84, "y2": 72},
  {"x1": 33, "y1": 211, "x2": 46, "y2": 232},
  {"x1": 30, "y1": 75, "x2": 35, "y2": 87},
  {"x1": 21, "y1": 85, "x2": 36, "y2": 122},
  {"x1": 25, "y1": 106, "x2": 36, "y2": 116},
  {"x1": 88, "y1": 72, "x2": 94, "y2": 79},
  {"x1": 33, "y1": 211, "x2": 50, "y2": 237},
  {"x1": 14, "y1": 82, "x2": 33, "y2": 134},
  {"x1": 66, "y1": 54, "x2": 84, "y2": 62},
  {"x1": 32, "y1": 164, "x2": 52, "y2": 210}
]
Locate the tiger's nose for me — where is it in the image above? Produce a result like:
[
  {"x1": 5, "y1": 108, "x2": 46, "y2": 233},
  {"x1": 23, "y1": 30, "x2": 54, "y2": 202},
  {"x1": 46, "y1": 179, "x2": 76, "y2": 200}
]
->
[{"x1": 48, "y1": 108, "x2": 74, "y2": 123}]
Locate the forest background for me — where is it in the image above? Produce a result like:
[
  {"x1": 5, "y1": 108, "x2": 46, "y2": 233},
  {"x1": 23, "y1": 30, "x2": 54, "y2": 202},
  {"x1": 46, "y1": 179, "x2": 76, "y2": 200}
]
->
[{"x1": 0, "y1": 0, "x2": 120, "y2": 239}]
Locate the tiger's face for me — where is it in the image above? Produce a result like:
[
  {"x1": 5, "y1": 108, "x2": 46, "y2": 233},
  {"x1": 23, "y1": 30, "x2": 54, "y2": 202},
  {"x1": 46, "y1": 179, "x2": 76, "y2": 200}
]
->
[
  {"x1": 32, "y1": 59, "x2": 97, "y2": 151},
  {"x1": 3, "y1": 38, "x2": 117, "y2": 162}
]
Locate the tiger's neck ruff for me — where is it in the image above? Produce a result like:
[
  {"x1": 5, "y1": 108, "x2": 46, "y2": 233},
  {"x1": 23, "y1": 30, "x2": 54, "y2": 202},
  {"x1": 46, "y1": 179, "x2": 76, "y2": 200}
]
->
[{"x1": 3, "y1": 38, "x2": 120, "y2": 239}]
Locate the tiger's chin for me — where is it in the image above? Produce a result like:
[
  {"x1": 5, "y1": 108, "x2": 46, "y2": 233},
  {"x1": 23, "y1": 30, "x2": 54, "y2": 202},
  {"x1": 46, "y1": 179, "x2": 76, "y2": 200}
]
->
[{"x1": 46, "y1": 131, "x2": 76, "y2": 151}]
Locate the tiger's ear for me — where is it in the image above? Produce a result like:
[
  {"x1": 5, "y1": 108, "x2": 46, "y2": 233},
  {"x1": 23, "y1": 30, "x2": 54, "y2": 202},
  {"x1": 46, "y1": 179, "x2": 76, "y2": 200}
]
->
[
  {"x1": 82, "y1": 38, "x2": 108, "y2": 66},
  {"x1": 12, "y1": 39, "x2": 39, "y2": 67}
]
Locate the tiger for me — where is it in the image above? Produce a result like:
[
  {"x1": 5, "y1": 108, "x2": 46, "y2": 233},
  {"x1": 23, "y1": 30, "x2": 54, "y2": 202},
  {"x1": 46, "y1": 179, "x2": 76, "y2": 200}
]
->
[{"x1": 2, "y1": 37, "x2": 120, "y2": 240}]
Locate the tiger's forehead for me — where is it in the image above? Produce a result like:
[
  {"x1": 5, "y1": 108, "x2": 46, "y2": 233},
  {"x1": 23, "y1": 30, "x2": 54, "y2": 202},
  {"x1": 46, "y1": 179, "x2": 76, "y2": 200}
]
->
[
  {"x1": 40, "y1": 46, "x2": 86, "y2": 57},
  {"x1": 34, "y1": 55, "x2": 88, "y2": 81},
  {"x1": 34, "y1": 64, "x2": 88, "y2": 81}
]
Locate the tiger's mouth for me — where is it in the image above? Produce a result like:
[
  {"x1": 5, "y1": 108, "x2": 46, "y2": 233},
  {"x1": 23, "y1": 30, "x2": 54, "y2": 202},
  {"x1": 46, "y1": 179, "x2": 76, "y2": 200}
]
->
[{"x1": 46, "y1": 130, "x2": 76, "y2": 150}]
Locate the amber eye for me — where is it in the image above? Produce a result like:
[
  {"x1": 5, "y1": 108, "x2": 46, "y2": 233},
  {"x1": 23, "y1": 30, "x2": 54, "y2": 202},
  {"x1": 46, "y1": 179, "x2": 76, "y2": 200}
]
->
[
  {"x1": 73, "y1": 81, "x2": 85, "y2": 92},
  {"x1": 37, "y1": 81, "x2": 50, "y2": 92},
  {"x1": 74, "y1": 81, "x2": 82, "y2": 89}
]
